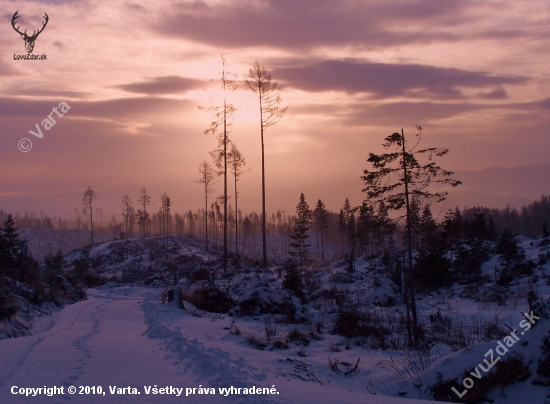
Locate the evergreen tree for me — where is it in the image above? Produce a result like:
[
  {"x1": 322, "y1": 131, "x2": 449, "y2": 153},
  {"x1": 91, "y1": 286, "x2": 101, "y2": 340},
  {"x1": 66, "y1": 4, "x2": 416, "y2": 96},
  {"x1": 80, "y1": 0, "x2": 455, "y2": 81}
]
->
[
  {"x1": 496, "y1": 227, "x2": 535, "y2": 284},
  {"x1": 0, "y1": 214, "x2": 19, "y2": 270},
  {"x1": 361, "y1": 127, "x2": 461, "y2": 347},
  {"x1": 288, "y1": 193, "x2": 312, "y2": 273},
  {"x1": 282, "y1": 259, "x2": 303, "y2": 300},
  {"x1": 313, "y1": 199, "x2": 329, "y2": 262},
  {"x1": 419, "y1": 204, "x2": 437, "y2": 249}
]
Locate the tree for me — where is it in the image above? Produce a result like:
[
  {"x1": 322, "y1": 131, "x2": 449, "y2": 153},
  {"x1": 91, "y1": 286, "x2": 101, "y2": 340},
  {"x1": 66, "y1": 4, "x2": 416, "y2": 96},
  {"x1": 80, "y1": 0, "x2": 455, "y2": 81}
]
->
[
  {"x1": 245, "y1": 60, "x2": 288, "y2": 267},
  {"x1": 160, "y1": 193, "x2": 171, "y2": 239},
  {"x1": 0, "y1": 214, "x2": 19, "y2": 270},
  {"x1": 361, "y1": 127, "x2": 461, "y2": 347},
  {"x1": 82, "y1": 186, "x2": 97, "y2": 245},
  {"x1": 496, "y1": 227, "x2": 535, "y2": 284},
  {"x1": 227, "y1": 143, "x2": 248, "y2": 257},
  {"x1": 196, "y1": 161, "x2": 217, "y2": 251},
  {"x1": 120, "y1": 194, "x2": 133, "y2": 243},
  {"x1": 313, "y1": 199, "x2": 329, "y2": 262},
  {"x1": 200, "y1": 55, "x2": 238, "y2": 272},
  {"x1": 288, "y1": 193, "x2": 312, "y2": 274},
  {"x1": 138, "y1": 187, "x2": 151, "y2": 241}
]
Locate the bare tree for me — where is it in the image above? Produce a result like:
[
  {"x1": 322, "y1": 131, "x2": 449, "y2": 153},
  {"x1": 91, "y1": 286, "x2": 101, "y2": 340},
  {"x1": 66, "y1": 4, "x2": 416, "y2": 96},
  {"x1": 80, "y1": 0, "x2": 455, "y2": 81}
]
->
[
  {"x1": 121, "y1": 194, "x2": 133, "y2": 243},
  {"x1": 196, "y1": 161, "x2": 217, "y2": 251},
  {"x1": 227, "y1": 142, "x2": 248, "y2": 258},
  {"x1": 82, "y1": 186, "x2": 97, "y2": 245},
  {"x1": 138, "y1": 187, "x2": 151, "y2": 242},
  {"x1": 200, "y1": 55, "x2": 238, "y2": 272},
  {"x1": 245, "y1": 60, "x2": 288, "y2": 267}
]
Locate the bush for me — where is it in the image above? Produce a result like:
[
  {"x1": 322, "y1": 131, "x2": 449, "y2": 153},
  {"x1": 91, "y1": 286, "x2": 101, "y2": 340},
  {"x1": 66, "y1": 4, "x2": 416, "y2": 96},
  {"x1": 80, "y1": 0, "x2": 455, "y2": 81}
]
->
[
  {"x1": 184, "y1": 285, "x2": 234, "y2": 314},
  {"x1": 287, "y1": 329, "x2": 310, "y2": 346},
  {"x1": 237, "y1": 287, "x2": 303, "y2": 320}
]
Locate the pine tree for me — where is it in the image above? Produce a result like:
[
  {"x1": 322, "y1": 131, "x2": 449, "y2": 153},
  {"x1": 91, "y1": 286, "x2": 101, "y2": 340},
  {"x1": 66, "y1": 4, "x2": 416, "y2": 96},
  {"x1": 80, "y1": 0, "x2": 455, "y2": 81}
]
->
[
  {"x1": 338, "y1": 209, "x2": 346, "y2": 258},
  {"x1": 313, "y1": 199, "x2": 329, "y2": 262},
  {"x1": 496, "y1": 227, "x2": 535, "y2": 284},
  {"x1": 288, "y1": 193, "x2": 312, "y2": 273},
  {"x1": 0, "y1": 214, "x2": 19, "y2": 270},
  {"x1": 361, "y1": 127, "x2": 461, "y2": 347}
]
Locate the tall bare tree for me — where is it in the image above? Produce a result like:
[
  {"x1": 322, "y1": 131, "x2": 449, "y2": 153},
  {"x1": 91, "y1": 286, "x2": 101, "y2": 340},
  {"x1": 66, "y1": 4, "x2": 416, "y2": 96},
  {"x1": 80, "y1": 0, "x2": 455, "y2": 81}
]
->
[
  {"x1": 196, "y1": 161, "x2": 217, "y2": 251},
  {"x1": 200, "y1": 55, "x2": 238, "y2": 272},
  {"x1": 245, "y1": 60, "x2": 288, "y2": 267},
  {"x1": 82, "y1": 186, "x2": 97, "y2": 245},
  {"x1": 227, "y1": 143, "x2": 248, "y2": 257}
]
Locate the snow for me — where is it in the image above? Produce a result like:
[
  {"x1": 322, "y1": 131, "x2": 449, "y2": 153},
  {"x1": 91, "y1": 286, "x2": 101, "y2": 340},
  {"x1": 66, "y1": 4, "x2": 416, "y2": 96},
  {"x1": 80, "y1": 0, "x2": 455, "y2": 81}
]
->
[
  {"x1": 2, "y1": 232, "x2": 550, "y2": 403},
  {"x1": 0, "y1": 286, "x2": 434, "y2": 404}
]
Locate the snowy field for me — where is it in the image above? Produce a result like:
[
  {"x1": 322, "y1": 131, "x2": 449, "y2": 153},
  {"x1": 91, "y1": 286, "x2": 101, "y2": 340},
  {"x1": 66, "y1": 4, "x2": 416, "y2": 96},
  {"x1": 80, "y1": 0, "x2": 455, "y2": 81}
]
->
[{"x1": 0, "y1": 285, "x2": 435, "y2": 404}]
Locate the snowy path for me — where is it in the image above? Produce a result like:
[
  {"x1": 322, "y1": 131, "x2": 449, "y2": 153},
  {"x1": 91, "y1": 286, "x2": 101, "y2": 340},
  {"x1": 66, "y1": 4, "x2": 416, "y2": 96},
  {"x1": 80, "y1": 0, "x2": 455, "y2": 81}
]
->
[{"x1": 0, "y1": 287, "x2": 434, "y2": 404}]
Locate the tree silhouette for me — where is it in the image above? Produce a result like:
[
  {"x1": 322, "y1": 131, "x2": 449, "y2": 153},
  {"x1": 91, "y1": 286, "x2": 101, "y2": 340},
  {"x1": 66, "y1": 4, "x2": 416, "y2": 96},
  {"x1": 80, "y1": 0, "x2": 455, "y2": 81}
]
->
[
  {"x1": 82, "y1": 186, "x2": 97, "y2": 245},
  {"x1": 200, "y1": 55, "x2": 238, "y2": 272},
  {"x1": 361, "y1": 127, "x2": 461, "y2": 347},
  {"x1": 196, "y1": 161, "x2": 217, "y2": 252},
  {"x1": 245, "y1": 60, "x2": 288, "y2": 267},
  {"x1": 313, "y1": 199, "x2": 329, "y2": 262},
  {"x1": 137, "y1": 188, "x2": 151, "y2": 242},
  {"x1": 227, "y1": 143, "x2": 248, "y2": 258}
]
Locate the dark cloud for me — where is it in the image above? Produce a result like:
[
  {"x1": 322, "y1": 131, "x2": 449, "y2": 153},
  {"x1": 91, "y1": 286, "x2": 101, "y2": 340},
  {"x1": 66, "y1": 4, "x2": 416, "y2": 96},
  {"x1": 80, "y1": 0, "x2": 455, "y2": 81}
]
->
[
  {"x1": 344, "y1": 101, "x2": 484, "y2": 126},
  {"x1": 476, "y1": 87, "x2": 508, "y2": 99},
  {"x1": 0, "y1": 96, "x2": 196, "y2": 121},
  {"x1": 273, "y1": 59, "x2": 527, "y2": 99},
  {"x1": 153, "y1": 0, "x2": 471, "y2": 50},
  {"x1": 116, "y1": 76, "x2": 207, "y2": 95}
]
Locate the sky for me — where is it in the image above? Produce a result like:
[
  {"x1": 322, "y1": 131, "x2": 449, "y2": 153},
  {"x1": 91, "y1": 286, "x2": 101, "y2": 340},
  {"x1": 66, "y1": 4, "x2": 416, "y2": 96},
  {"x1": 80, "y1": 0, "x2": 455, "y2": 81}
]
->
[{"x1": 1, "y1": 0, "x2": 550, "y2": 221}]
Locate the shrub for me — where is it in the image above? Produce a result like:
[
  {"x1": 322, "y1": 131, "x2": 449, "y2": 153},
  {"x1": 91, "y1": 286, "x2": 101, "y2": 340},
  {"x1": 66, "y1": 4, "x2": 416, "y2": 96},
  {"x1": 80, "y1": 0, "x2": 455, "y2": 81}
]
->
[{"x1": 184, "y1": 285, "x2": 234, "y2": 314}]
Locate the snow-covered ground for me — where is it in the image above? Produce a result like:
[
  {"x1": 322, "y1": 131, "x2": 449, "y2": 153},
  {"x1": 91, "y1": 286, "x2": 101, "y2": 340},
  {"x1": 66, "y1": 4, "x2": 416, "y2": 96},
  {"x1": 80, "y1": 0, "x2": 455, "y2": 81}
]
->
[
  {"x1": 1, "y1": 233, "x2": 549, "y2": 403},
  {"x1": 0, "y1": 285, "x2": 434, "y2": 404}
]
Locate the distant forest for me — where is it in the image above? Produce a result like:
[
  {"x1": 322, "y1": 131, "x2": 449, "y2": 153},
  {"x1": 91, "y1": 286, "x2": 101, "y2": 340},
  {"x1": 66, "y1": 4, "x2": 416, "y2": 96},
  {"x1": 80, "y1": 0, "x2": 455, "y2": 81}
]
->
[{"x1": 1, "y1": 192, "x2": 550, "y2": 260}]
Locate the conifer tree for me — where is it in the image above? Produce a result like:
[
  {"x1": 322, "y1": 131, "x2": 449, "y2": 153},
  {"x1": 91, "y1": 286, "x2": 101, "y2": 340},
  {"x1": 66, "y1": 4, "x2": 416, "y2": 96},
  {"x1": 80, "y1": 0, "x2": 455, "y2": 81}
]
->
[
  {"x1": 313, "y1": 199, "x2": 329, "y2": 262},
  {"x1": 0, "y1": 214, "x2": 19, "y2": 270},
  {"x1": 288, "y1": 193, "x2": 312, "y2": 273},
  {"x1": 361, "y1": 127, "x2": 461, "y2": 347}
]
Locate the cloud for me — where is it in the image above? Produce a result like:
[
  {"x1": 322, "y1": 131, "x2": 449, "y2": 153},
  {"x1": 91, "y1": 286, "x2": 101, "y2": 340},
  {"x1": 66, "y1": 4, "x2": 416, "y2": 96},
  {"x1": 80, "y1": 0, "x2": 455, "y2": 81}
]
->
[
  {"x1": 273, "y1": 59, "x2": 527, "y2": 99},
  {"x1": 152, "y1": 0, "x2": 471, "y2": 50},
  {"x1": 116, "y1": 76, "x2": 207, "y2": 95}
]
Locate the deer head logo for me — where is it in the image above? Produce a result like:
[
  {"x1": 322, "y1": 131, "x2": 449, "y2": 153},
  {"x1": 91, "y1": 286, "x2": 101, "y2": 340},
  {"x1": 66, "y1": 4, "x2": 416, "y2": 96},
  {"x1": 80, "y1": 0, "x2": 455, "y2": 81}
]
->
[{"x1": 11, "y1": 11, "x2": 49, "y2": 54}]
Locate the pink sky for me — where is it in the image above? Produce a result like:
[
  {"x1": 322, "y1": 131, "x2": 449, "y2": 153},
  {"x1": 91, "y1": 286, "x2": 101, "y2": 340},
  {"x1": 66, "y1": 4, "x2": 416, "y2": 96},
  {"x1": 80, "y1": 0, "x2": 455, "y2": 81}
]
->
[{"x1": 1, "y1": 0, "x2": 550, "y2": 220}]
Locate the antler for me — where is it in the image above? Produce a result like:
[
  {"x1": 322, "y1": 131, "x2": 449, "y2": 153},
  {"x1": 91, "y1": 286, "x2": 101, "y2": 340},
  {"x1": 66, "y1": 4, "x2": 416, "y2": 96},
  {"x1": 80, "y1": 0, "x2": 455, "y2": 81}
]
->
[
  {"x1": 11, "y1": 11, "x2": 25, "y2": 36},
  {"x1": 11, "y1": 11, "x2": 49, "y2": 39},
  {"x1": 32, "y1": 13, "x2": 49, "y2": 38}
]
